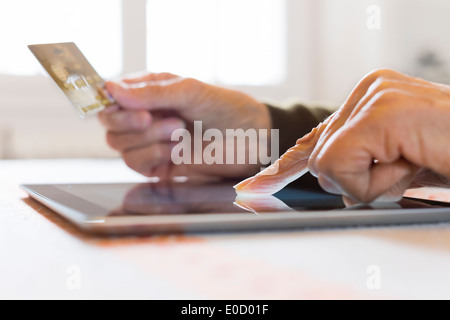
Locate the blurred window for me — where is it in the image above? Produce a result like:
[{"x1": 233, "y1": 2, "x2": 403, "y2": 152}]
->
[
  {"x1": 147, "y1": 0, "x2": 286, "y2": 85},
  {"x1": 0, "y1": 0, "x2": 286, "y2": 86},
  {"x1": 0, "y1": 0, "x2": 122, "y2": 78}
]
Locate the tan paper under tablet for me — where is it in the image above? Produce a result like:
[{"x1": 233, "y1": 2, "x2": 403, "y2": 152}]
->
[{"x1": 28, "y1": 42, "x2": 115, "y2": 118}]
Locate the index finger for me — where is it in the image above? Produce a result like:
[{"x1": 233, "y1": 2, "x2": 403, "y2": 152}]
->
[
  {"x1": 105, "y1": 77, "x2": 200, "y2": 111},
  {"x1": 234, "y1": 118, "x2": 331, "y2": 195}
]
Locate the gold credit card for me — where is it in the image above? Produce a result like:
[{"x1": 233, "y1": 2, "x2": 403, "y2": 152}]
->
[{"x1": 28, "y1": 42, "x2": 115, "y2": 118}]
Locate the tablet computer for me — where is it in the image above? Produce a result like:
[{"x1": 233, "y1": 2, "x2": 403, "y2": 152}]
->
[{"x1": 21, "y1": 181, "x2": 450, "y2": 236}]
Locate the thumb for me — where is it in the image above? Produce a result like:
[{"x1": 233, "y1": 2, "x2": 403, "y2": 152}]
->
[
  {"x1": 234, "y1": 121, "x2": 328, "y2": 195},
  {"x1": 105, "y1": 77, "x2": 197, "y2": 111}
]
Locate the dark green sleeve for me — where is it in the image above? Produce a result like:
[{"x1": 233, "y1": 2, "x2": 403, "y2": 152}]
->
[
  {"x1": 266, "y1": 103, "x2": 334, "y2": 189},
  {"x1": 267, "y1": 103, "x2": 332, "y2": 153}
]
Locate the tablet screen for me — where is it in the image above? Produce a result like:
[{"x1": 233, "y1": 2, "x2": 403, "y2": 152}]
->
[{"x1": 42, "y1": 181, "x2": 449, "y2": 217}]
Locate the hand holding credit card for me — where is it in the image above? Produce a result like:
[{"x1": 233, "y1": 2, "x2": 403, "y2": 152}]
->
[{"x1": 28, "y1": 42, "x2": 115, "y2": 118}]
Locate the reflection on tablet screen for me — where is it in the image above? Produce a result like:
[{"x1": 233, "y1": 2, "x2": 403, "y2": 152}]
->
[{"x1": 52, "y1": 181, "x2": 449, "y2": 217}]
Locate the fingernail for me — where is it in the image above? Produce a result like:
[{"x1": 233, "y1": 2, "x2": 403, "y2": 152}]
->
[
  {"x1": 105, "y1": 81, "x2": 116, "y2": 94},
  {"x1": 106, "y1": 81, "x2": 127, "y2": 96},
  {"x1": 233, "y1": 177, "x2": 253, "y2": 190}
]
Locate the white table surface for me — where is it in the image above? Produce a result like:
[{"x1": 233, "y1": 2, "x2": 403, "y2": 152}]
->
[{"x1": 1, "y1": 159, "x2": 450, "y2": 300}]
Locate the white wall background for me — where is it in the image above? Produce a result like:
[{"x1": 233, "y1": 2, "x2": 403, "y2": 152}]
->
[
  {"x1": 0, "y1": 0, "x2": 449, "y2": 159},
  {"x1": 310, "y1": 0, "x2": 450, "y2": 105}
]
